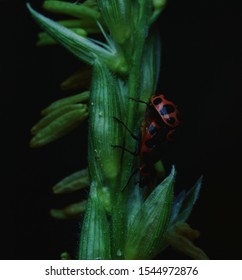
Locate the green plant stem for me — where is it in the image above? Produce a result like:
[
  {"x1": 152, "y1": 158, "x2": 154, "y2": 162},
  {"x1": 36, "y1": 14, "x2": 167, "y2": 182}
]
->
[
  {"x1": 111, "y1": 22, "x2": 148, "y2": 260},
  {"x1": 120, "y1": 0, "x2": 149, "y2": 194},
  {"x1": 110, "y1": 185, "x2": 126, "y2": 259}
]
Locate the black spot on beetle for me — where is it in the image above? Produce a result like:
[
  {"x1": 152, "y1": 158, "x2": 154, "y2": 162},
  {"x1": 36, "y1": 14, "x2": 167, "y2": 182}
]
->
[
  {"x1": 148, "y1": 124, "x2": 158, "y2": 135},
  {"x1": 145, "y1": 138, "x2": 156, "y2": 149},
  {"x1": 160, "y1": 104, "x2": 175, "y2": 115},
  {"x1": 153, "y1": 97, "x2": 162, "y2": 105},
  {"x1": 166, "y1": 117, "x2": 175, "y2": 124}
]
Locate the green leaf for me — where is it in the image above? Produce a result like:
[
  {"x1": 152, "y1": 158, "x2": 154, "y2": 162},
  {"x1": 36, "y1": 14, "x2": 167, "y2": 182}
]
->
[
  {"x1": 170, "y1": 190, "x2": 186, "y2": 223},
  {"x1": 125, "y1": 166, "x2": 175, "y2": 259},
  {"x1": 27, "y1": 4, "x2": 128, "y2": 74},
  {"x1": 78, "y1": 183, "x2": 111, "y2": 259},
  {"x1": 127, "y1": 184, "x2": 144, "y2": 227},
  {"x1": 88, "y1": 60, "x2": 124, "y2": 182},
  {"x1": 172, "y1": 176, "x2": 202, "y2": 224}
]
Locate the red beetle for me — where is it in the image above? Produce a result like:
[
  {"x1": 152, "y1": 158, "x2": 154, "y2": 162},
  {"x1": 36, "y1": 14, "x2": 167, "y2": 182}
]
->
[
  {"x1": 114, "y1": 94, "x2": 180, "y2": 190},
  {"x1": 140, "y1": 94, "x2": 180, "y2": 158},
  {"x1": 139, "y1": 94, "x2": 180, "y2": 188}
]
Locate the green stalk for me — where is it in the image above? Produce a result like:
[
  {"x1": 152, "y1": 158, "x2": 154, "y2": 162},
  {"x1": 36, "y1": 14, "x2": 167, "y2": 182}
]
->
[{"x1": 111, "y1": 1, "x2": 150, "y2": 260}]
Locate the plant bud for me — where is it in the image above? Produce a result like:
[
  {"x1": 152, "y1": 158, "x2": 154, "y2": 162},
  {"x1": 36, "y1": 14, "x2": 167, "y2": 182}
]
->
[
  {"x1": 166, "y1": 222, "x2": 209, "y2": 260},
  {"x1": 153, "y1": 0, "x2": 167, "y2": 10},
  {"x1": 30, "y1": 107, "x2": 88, "y2": 147},
  {"x1": 37, "y1": 28, "x2": 87, "y2": 46},
  {"x1": 171, "y1": 176, "x2": 202, "y2": 224},
  {"x1": 60, "y1": 252, "x2": 71, "y2": 260},
  {"x1": 58, "y1": 17, "x2": 98, "y2": 29},
  {"x1": 149, "y1": 0, "x2": 167, "y2": 25},
  {"x1": 43, "y1": 1, "x2": 100, "y2": 20},
  {"x1": 127, "y1": 184, "x2": 144, "y2": 227},
  {"x1": 32, "y1": 104, "x2": 86, "y2": 134},
  {"x1": 125, "y1": 167, "x2": 175, "y2": 259},
  {"x1": 50, "y1": 201, "x2": 87, "y2": 219},
  {"x1": 41, "y1": 91, "x2": 89, "y2": 115},
  {"x1": 88, "y1": 60, "x2": 124, "y2": 182},
  {"x1": 97, "y1": 0, "x2": 131, "y2": 44},
  {"x1": 52, "y1": 169, "x2": 89, "y2": 194},
  {"x1": 78, "y1": 184, "x2": 111, "y2": 259}
]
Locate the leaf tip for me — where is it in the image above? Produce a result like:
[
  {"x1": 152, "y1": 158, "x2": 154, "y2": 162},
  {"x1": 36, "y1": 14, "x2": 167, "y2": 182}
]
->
[
  {"x1": 170, "y1": 165, "x2": 176, "y2": 177},
  {"x1": 26, "y1": 3, "x2": 33, "y2": 14}
]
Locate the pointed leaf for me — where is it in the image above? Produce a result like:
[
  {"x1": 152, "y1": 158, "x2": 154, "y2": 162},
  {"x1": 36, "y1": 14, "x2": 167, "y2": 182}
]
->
[
  {"x1": 78, "y1": 183, "x2": 111, "y2": 259},
  {"x1": 27, "y1": 4, "x2": 128, "y2": 74},
  {"x1": 173, "y1": 176, "x2": 202, "y2": 224},
  {"x1": 30, "y1": 108, "x2": 88, "y2": 148},
  {"x1": 37, "y1": 28, "x2": 87, "y2": 46},
  {"x1": 170, "y1": 190, "x2": 186, "y2": 223},
  {"x1": 41, "y1": 92, "x2": 89, "y2": 115},
  {"x1": 43, "y1": 1, "x2": 100, "y2": 20},
  {"x1": 52, "y1": 169, "x2": 89, "y2": 194},
  {"x1": 125, "y1": 166, "x2": 175, "y2": 259},
  {"x1": 50, "y1": 200, "x2": 87, "y2": 219},
  {"x1": 88, "y1": 61, "x2": 124, "y2": 182},
  {"x1": 32, "y1": 104, "x2": 86, "y2": 134},
  {"x1": 127, "y1": 184, "x2": 144, "y2": 227}
]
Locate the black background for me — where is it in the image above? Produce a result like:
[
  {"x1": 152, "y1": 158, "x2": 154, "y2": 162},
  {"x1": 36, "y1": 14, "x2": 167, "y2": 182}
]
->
[{"x1": 2, "y1": 0, "x2": 242, "y2": 259}]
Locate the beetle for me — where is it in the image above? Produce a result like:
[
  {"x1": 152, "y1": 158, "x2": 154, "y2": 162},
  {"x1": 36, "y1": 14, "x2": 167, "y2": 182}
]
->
[
  {"x1": 138, "y1": 94, "x2": 180, "y2": 188},
  {"x1": 113, "y1": 94, "x2": 181, "y2": 190},
  {"x1": 140, "y1": 94, "x2": 180, "y2": 158}
]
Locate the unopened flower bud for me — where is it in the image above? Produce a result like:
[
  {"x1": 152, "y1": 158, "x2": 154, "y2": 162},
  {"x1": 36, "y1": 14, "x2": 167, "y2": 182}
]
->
[
  {"x1": 43, "y1": 1, "x2": 100, "y2": 20},
  {"x1": 50, "y1": 201, "x2": 87, "y2": 219},
  {"x1": 37, "y1": 28, "x2": 87, "y2": 46},
  {"x1": 153, "y1": 0, "x2": 167, "y2": 10},
  {"x1": 171, "y1": 176, "x2": 202, "y2": 224},
  {"x1": 88, "y1": 60, "x2": 124, "y2": 182},
  {"x1": 52, "y1": 169, "x2": 89, "y2": 194},
  {"x1": 78, "y1": 184, "x2": 111, "y2": 259},
  {"x1": 125, "y1": 167, "x2": 175, "y2": 259},
  {"x1": 31, "y1": 104, "x2": 86, "y2": 134},
  {"x1": 166, "y1": 222, "x2": 209, "y2": 260},
  {"x1": 41, "y1": 91, "x2": 89, "y2": 115},
  {"x1": 30, "y1": 107, "x2": 88, "y2": 147},
  {"x1": 97, "y1": 0, "x2": 131, "y2": 44}
]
